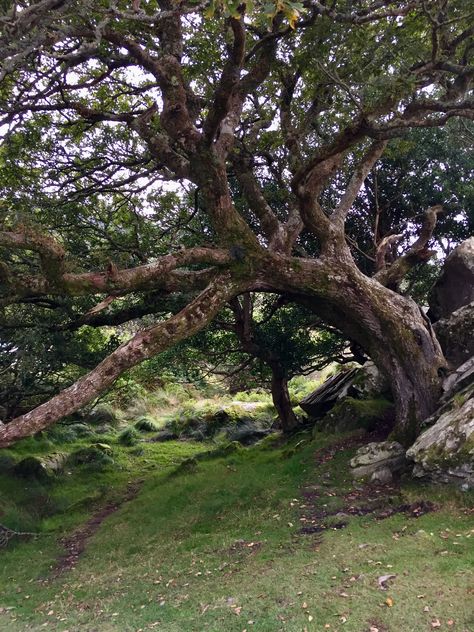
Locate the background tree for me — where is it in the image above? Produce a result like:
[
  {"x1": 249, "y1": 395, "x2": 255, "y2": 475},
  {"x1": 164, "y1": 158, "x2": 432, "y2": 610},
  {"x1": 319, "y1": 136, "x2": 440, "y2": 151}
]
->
[
  {"x1": 159, "y1": 294, "x2": 353, "y2": 432},
  {"x1": 0, "y1": 0, "x2": 473, "y2": 447}
]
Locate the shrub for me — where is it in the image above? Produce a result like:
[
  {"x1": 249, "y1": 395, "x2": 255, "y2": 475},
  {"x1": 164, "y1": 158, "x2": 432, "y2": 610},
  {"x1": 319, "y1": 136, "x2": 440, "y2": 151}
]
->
[
  {"x1": 118, "y1": 427, "x2": 140, "y2": 446},
  {"x1": 86, "y1": 404, "x2": 119, "y2": 426},
  {"x1": 135, "y1": 417, "x2": 159, "y2": 432}
]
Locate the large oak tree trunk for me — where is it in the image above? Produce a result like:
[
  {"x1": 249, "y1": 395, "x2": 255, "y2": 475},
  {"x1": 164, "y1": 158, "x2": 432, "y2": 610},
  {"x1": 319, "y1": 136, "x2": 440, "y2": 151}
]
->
[{"x1": 267, "y1": 252, "x2": 445, "y2": 444}]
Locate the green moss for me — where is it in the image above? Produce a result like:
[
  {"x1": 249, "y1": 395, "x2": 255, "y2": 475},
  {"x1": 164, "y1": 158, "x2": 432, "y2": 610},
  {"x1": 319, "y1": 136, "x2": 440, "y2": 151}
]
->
[{"x1": 317, "y1": 397, "x2": 393, "y2": 433}]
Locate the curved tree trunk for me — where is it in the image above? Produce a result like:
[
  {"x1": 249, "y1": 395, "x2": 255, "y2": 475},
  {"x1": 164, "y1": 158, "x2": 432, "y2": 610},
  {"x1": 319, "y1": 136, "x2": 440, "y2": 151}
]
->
[{"x1": 262, "y1": 252, "x2": 446, "y2": 445}]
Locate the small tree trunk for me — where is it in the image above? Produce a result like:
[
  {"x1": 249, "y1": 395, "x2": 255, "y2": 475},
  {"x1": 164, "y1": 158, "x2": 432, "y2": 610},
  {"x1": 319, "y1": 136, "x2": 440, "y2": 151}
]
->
[{"x1": 271, "y1": 371, "x2": 300, "y2": 433}]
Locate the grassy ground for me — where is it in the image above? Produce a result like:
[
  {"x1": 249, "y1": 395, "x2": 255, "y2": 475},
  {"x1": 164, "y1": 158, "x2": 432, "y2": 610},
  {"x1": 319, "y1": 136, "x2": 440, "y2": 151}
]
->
[{"x1": 0, "y1": 429, "x2": 472, "y2": 632}]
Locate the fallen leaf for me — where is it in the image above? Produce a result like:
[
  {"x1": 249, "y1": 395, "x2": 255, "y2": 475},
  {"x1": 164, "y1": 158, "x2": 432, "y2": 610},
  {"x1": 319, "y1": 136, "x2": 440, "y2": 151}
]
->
[
  {"x1": 447, "y1": 620, "x2": 455, "y2": 627},
  {"x1": 234, "y1": 606, "x2": 242, "y2": 615},
  {"x1": 308, "y1": 615, "x2": 313, "y2": 622},
  {"x1": 370, "y1": 627, "x2": 379, "y2": 632},
  {"x1": 424, "y1": 606, "x2": 430, "y2": 613},
  {"x1": 431, "y1": 620, "x2": 441, "y2": 628},
  {"x1": 377, "y1": 574, "x2": 396, "y2": 590},
  {"x1": 302, "y1": 602, "x2": 308, "y2": 609},
  {"x1": 385, "y1": 597, "x2": 394, "y2": 607}
]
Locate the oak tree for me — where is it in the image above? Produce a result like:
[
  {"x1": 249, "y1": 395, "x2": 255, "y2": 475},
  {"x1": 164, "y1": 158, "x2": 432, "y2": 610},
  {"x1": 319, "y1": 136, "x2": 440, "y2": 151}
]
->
[{"x1": 0, "y1": 0, "x2": 473, "y2": 446}]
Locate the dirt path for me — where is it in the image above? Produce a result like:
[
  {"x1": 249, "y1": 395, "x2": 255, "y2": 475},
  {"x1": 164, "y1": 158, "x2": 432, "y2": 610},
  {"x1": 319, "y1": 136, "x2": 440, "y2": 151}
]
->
[
  {"x1": 50, "y1": 481, "x2": 142, "y2": 578},
  {"x1": 298, "y1": 434, "x2": 436, "y2": 537}
]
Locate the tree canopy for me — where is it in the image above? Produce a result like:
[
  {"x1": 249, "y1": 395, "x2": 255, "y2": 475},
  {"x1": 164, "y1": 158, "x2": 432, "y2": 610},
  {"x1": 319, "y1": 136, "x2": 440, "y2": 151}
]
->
[{"x1": 0, "y1": 0, "x2": 473, "y2": 447}]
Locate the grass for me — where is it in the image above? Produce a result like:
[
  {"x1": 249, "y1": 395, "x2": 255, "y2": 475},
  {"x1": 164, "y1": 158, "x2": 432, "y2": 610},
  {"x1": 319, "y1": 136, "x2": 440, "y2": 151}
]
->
[{"x1": 0, "y1": 429, "x2": 472, "y2": 631}]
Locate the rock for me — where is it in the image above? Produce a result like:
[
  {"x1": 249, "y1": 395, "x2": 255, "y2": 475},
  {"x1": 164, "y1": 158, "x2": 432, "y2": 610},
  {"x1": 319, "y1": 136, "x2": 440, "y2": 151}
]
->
[
  {"x1": 224, "y1": 420, "x2": 272, "y2": 445},
  {"x1": 67, "y1": 446, "x2": 111, "y2": 466},
  {"x1": 429, "y1": 237, "x2": 474, "y2": 320},
  {"x1": 149, "y1": 429, "x2": 178, "y2": 442},
  {"x1": 92, "y1": 443, "x2": 113, "y2": 455},
  {"x1": 316, "y1": 397, "x2": 394, "y2": 434},
  {"x1": 407, "y1": 383, "x2": 474, "y2": 485},
  {"x1": 301, "y1": 363, "x2": 390, "y2": 420},
  {"x1": 370, "y1": 466, "x2": 393, "y2": 484},
  {"x1": 85, "y1": 405, "x2": 118, "y2": 426},
  {"x1": 299, "y1": 368, "x2": 360, "y2": 418},
  {"x1": 13, "y1": 453, "x2": 68, "y2": 479},
  {"x1": 441, "y1": 356, "x2": 474, "y2": 401},
  {"x1": 350, "y1": 441, "x2": 407, "y2": 480},
  {"x1": 351, "y1": 362, "x2": 389, "y2": 398},
  {"x1": 434, "y1": 302, "x2": 474, "y2": 368},
  {"x1": 67, "y1": 423, "x2": 97, "y2": 438}
]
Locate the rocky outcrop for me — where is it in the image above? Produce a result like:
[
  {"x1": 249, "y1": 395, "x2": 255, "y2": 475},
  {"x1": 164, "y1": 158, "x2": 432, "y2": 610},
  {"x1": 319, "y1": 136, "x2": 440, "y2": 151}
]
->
[
  {"x1": 407, "y1": 358, "x2": 474, "y2": 486},
  {"x1": 428, "y1": 237, "x2": 474, "y2": 321},
  {"x1": 351, "y1": 362, "x2": 390, "y2": 398},
  {"x1": 300, "y1": 362, "x2": 389, "y2": 420},
  {"x1": 316, "y1": 397, "x2": 394, "y2": 434},
  {"x1": 299, "y1": 368, "x2": 359, "y2": 418},
  {"x1": 434, "y1": 302, "x2": 474, "y2": 368},
  {"x1": 350, "y1": 441, "x2": 407, "y2": 483}
]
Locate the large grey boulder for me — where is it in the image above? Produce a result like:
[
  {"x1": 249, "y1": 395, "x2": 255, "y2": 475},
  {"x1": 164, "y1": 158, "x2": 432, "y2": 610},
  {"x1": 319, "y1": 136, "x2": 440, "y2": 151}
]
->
[
  {"x1": 434, "y1": 302, "x2": 474, "y2": 368},
  {"x1": 351, "y1": 361, "x2": 389, "y2": 398},
  {"x1": 429, "y1": 237, "x2": 474, "y2": 320},
  {"x1": 407, "y1": 361, "x2": 474, "y2": 486},
  {"x1": 441, "y1": 356, "x2": 474, "y2": 401},
  {"x1": 350, "y1": 441, "x2": 407, "y2": 482}
]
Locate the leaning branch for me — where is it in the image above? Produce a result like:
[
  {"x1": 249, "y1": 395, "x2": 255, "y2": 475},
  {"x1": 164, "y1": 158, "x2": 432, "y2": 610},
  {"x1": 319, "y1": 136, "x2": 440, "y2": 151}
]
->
[
  {"x1": 0, "y1": 231, "x2": 232, "y2": 300},
  {"x1": 0, "y1": 273, "x2": 246, "y2": 447}
]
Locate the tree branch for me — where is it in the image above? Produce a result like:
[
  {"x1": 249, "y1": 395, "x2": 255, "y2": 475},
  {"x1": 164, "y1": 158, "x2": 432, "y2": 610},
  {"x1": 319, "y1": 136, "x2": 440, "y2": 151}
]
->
[
  {"x1": 0, "y1": 273, "x2": 246, "y2": 447},
  {"x1": 332, "y1": 140, "x2": 387, "y2": 227},
  {"x1": 374, "y1": 205, "x2": 443, "y2": 288}
]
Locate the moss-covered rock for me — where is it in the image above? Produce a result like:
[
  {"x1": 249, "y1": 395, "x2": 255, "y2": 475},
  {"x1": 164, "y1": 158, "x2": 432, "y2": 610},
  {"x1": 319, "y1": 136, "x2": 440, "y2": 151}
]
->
[
  {"x1": 67, "y1": 446, "x2": 114, "y2": 470},
  {"x1": 86, "y1": 405, "x2": 119, "y2": 427},
  {"x1": 407, "y1": 384, "x2": 474, "y2": 485},
  {"x1": 13, "y1": 453, "x2": 68, "y2": 479},
  {"x1": 315, "y1": 397, "x2": 394, "y2": 434},
  {"x1": 172, "y1": 457, "x2": 198, "y2": 476},
  {"x1": 68, "y1": 423, "x2": 97, "y2": 438}
]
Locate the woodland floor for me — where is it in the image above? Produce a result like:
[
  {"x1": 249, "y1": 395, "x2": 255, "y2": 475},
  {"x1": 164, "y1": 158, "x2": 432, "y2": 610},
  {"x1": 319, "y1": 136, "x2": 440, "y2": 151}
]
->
[{"x1": 0, "y1": 426, "x2": 473, "y2": 632}]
